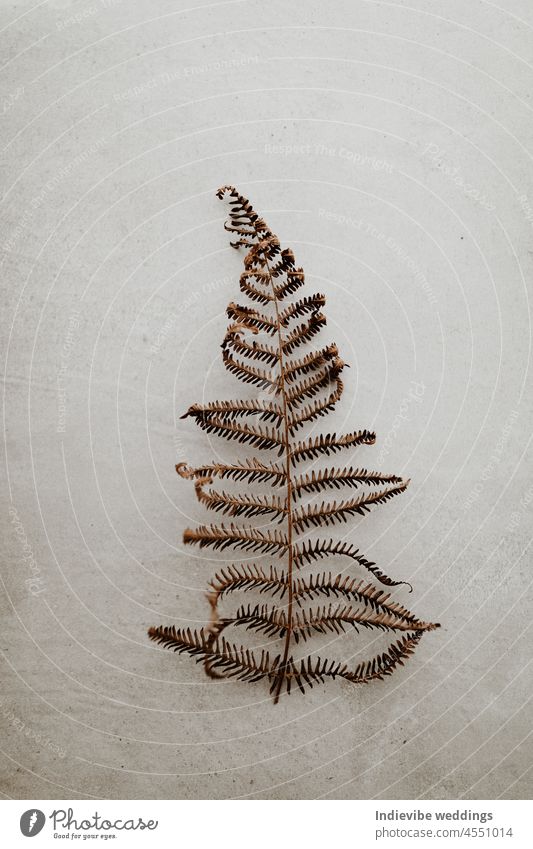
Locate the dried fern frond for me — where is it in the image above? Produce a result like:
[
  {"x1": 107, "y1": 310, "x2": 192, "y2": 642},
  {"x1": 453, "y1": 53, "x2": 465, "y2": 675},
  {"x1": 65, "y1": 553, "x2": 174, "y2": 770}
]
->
[{"x1": 148, "y1": 186, "x2": 439, "y2": 703}]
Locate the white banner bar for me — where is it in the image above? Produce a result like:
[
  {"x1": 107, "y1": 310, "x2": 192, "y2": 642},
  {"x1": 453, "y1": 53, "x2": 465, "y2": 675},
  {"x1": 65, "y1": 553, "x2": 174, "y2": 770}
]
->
[{"x1": 1, "y1": 799, "x2": 530, "y2": 848}]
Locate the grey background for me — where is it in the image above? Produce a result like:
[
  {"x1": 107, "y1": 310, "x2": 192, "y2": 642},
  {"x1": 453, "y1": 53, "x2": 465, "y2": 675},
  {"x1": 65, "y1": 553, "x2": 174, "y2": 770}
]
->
[{"x1": 1, "y1": 0, "x2": 532, "y2": 800}]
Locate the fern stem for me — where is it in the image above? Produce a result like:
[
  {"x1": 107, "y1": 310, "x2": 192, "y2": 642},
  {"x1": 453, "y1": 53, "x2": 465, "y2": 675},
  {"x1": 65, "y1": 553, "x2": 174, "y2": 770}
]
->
[{"x1": 264, "y1": 252, "x2": 295, "y2": 705}]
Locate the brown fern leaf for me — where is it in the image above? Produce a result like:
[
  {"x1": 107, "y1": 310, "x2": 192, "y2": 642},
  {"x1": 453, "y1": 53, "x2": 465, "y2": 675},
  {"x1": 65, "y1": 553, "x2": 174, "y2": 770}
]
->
[
  {"x1": 239, "y1": 273, "x2": 275, "y2": 304},
  {"x1": 221, "y1": 350, "x2": 280, "y2": 391},
  {"x1": 148, "y1": 186, "x2": 439, "y2": 703},
  {"x1": 288, "y1": 381, "x2": 344, "y2": 431},
  {"x1": 194, "y1": 480, "x2": 287, "y2": 521},
  {"x1": 292, "y1": 573, "x2": 437, "y2": 628},
  {"x1": 273, "y1": 269, "x2": 305, "y2": 299},
  {"x1": 281, "y1": 313, "x2": 327, "y2": 355},
  {"x1": 230, "y1": 600, "x2": 435, "y2": 643},
  {"x1": 292, "y1": 538, "x2": 412, "y2": 589},
  {"x1": 182, "y1": 399, "x2": 284, "y2": 424},
  {"x1": 222, "y1": 331, "x2": 280, "y2": 365},
  {"x1": 184, "y1": 523, "x2": 288, "y2": 555},
  {"x1": 227, "y1": 302, "x2": 279, "y2": 335},
  {"x1": 292, "y1": 481, "x2": 410, "y2": 530},
  {"x1": 289, "y1": 430, "x2": 376, "y2": 464},
  {"x1": 189, "y1": 415, "x2": 284, "y2": 453},
  {"x1": 286, "y1": 363, "x2": 345, "y2": 407},
  {"x1": 148, "y1": 625, "x2": 275, "y2": 683},
  {"x1": 279, "y1": 293, "x2": 326, "y2": 325},
  {"x1": 176, "y1": 459, "x2": 286, "y2": 486},
  {"x1": 292, "y1": 466, "x2": 404, "y2": 495},
  {"x1": 310, "y1": 633, "x2": 423, "y2": 686},
  {"x1": 284, "y1": 343, "x2": 340, "y2": 380},
  {"x1": 208, "y1": 564, "x2": 289, "y2": 603}
]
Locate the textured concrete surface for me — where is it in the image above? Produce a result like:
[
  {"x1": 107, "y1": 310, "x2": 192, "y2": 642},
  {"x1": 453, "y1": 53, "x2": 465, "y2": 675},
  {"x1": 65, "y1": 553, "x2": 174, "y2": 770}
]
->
[{"x1": 1, "y1": 0, "x2": 532, "y2": 800}]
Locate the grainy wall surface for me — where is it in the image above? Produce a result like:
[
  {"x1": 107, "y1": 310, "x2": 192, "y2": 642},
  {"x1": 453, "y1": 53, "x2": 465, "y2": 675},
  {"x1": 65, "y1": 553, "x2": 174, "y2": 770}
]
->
[{"x1": 1, "y1": 0, "x2": 532, "y2": 800}]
